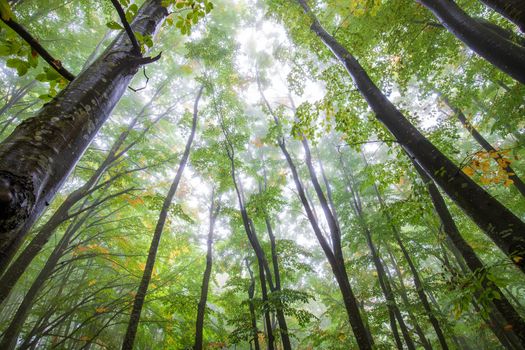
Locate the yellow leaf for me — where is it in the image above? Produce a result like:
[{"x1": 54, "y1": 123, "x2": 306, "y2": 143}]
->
[
  {"x1": 513, "y1": 256, "x2": 523, "y2": 264},
  {"x1": 88, "y1": 279, "x2": 97, "y2": 286},
  {"x1": 462, "y1": 166, "x2": 475, "y2": 176},
  {"x1": 480, "y1": 176, "x2": 491, "y2": 185},
  {"x1": 95, "y1": 306, "x2": 108, "y2": 314}
]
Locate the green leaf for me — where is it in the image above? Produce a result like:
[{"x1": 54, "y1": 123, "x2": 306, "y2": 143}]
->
[
  {"x1": 0, "y1": 0, "x2": 13, "y2": 21},
  {"x1": 106, "y1": 21, "x2": 124, "y2": 30},
  {"x1": 6, "y1": 58, "x2": 29, "y2": 76}
]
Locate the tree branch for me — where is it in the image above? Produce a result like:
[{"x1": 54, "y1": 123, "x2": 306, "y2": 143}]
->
[
  {"x1": 0, "y1": 17, "x2": 76, "y2": 81},
  {"x1": 109, "y1": 0, "x2": 141, "y2": 55}
]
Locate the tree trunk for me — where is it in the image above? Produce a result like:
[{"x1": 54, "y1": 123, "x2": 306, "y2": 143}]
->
[
  {"x1": 257, "y1": 69, "x2": 372, "y2": 349},
  {"x1": 263, "y1": 215, "x2": 292, "y2": 350},
  {"x1": 0, "y1": 80, "x2": 36, "y2": 120},
  {"x1": 121, "y1": 85, "x2": 202, "y2": 350},
  {"x1": 227, "y1": 158, "x2": 275, "y2": 350},
  {"x1": 246, "y1": 259, "x2": 262, "y2": 350},
  {"x1": 385, "y1": 246, "x2": 433, "y2": 350},
  {"x1": 417, "y1": 0, "x2": 525, "y2": 83},
  {"x1": 194, "y1": 191, "x2": 220, "y2": 350},
  {"x1": 411, "y1": 159, "x2": 525, "y2": 346},
  {"x1": 0, "y1": 203, "x2": 97, "y2": 349},
  {"x1": 441, "y1": 95, "x2": 525, "y2": 197},
  {"x1": 357, "y1": 149, "x2": 451, "y2": 349},
  {"x1": 340, "y1": 158, "x2": 415, "y2": 350},
  {"x1": 0, "y1": 0, "x2": 168, "y2": 256},
  {"x1": 479, "y1": 0, "x2": 525, "y2": 32},
  {"x1": 295, "y1": 0, "x2": 525, "y2": 272},
  {"x1": 0, "y1": 91, "x2": 164, "y2": 304}
]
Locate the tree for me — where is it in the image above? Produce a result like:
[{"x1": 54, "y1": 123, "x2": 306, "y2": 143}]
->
[
  {"x1": 289, "y1": 0, "x2": 525, "y2": 273},
  {"x1": 194, "y1": 188, "x2": 220, "y2": 350},
  {"x1": 122, "y1": 84, "x2": 203, "y2": 350}
]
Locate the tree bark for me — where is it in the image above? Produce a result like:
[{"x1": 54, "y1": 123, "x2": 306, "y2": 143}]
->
[
  {"x1": 295, "y1": 0, "x2": 525, "y2": 272},
  {"x1": 263, "y1": 211, "x2": 292, "y2": 350},
  {"x1": 0, "y1": 0, "x2": 168, "y2": 256},
  {"x1": 441, "y1": 96, "x2": 525, "y2": 197},
  {"x1": 479, "y1": 0, "x2": 525, "y2": 32},
  {"x1": 194, "y1": 191, "x2": 220, "y2": 350},
  {"x1": 226, "y1": 156, "x2": 276, "y2": 350},
  {"x1": 417, "y1": 0, "x2": 525, "y2": 83},
  {"x1": 121, "y1": 85, "x2": 202, "y2": 350},
  {"x1": 356, "y1": 150, "x2": 450, "y2": 349}
]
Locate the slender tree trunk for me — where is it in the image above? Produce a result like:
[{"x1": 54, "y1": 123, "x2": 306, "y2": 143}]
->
[
  {"x1": 227, "y1": 161, "x2": 275, "y2": 350},
  {"x1": 385, "y1": 246, "x2": 433, "y2": 350},
  {"x1": 194, "y1": 190, "x2": 220, "y2": 350},
  {"x1": 263, "y1": 213, "x2": 292, "y2": 350},
  {"x1": 0, "y1": 80, "x2": 35, "y2": 120},
  {"x1": 340, "y1": 158, "x2": 415, "y2": 350},
  {"x1": 411, "y1": 159, "x2": 525, "y2": 346},
  {"x1": 355, "y1": 150, "x2": 451, "y2": 349},
  {"x1": 0, "y1": 0, "x2": 168, "y2": 255},
  {"x1": 280, "y1": 142, "x2": 372, "y2": 349},
  {"x1": 246, "y1": 259, "x2": 262, "y2": 350},
  {"x1": 256, "y1": 70, "x2": 372, "y2": 349},
  {"x1": 441, "y1": 96, "x2": 525, "y2": 197},
  {"x1": 417, "y1": 0, "x2": 525, "y2": 83},
  {"x1": 295, "y1": 0, "x2": 525, "y2": 272},
  {"x1": 478, "y1": 0, "x2": 525, "y2": 32},
  {"x1": 121, "y1": 85, "x2": 203, "y2": 350}
]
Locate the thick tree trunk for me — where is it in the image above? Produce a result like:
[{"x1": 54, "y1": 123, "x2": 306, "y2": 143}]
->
[
  {"x1": 412, "y1": 160, "x2": 525, "y2": 346},
  {"x1": 121, "y1": 85, "x2": 202, "y2": 350},
  {"x1": 479, "y1": 0, "x2": 525, "y2": 32},
  {"x1": 0, "y1": 99, "x2": 155, "y2": 303},
  {"x1": 0, "y1": 0, "x2": 168, "y2": 256},
  {"x1": 441, "y1": 96, "x2": 525, "y2": 197},
  {"x1": 296, "y1": 0, "x2": 525, "y2": 272},
  {"x1": 0, "y1": 204, "x2": 96, "y2": 349},
  {"x1": 194, "y1": 191, "x2": 219, "y2": 350},
  {"x1": 417, "y1": 0, "x2": 525, "y2": 83}
]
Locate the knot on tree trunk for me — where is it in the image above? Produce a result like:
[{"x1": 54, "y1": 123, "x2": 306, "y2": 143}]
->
[{"x1": 0, "y1": 171, "x2": 34, "y2": 238}]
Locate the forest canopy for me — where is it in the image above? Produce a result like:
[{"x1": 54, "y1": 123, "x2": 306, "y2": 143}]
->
[{"x1": 0, "y1": 0, "x2": 524, "y2": 349}]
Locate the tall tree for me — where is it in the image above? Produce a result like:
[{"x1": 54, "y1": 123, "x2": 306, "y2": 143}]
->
[
  {"x1": 257, "y1": 73, "x2": 373, "y2": 349},
  {"x1": 121, "y1": 85, "x2": 203, "y2": 350},
  {"x1": 194, "y1": 189, "x2": 220, "y2": 350},
  {"x1": 291, "y1": 0, "x2": 525, "y2": 273}
]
